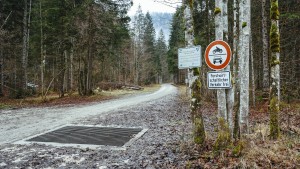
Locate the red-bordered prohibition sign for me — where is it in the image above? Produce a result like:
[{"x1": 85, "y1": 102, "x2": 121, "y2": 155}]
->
[{"x1": 205, "y1": 40, "x2": 231, "y2": 70}]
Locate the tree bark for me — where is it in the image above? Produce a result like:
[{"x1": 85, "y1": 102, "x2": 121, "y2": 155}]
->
[
  {"x1": 0, "y1": 50, "x2": 3, "y2": 96},
  {"x1": 233, "y1": 0, "x2": 241, "y2": 139},
  {"x1": 40, "y1": 1, "x2": 45, "y2": 99},
  {"x1": 223, "y1": 0, "x2": 234, "y2": 134},
  {"x1": 22, "y1": 0, "x2": 28, "y2": 90},
  {"x1": 184, "y1": 0, "x2": 205, "y2": 145},
  {"x1": 58, "y1": 51, "x2": 65, "y2": 98},
  {"x1": 215, "y1": 0, "x2": 227, "y2": 121},
  {"x1": 70, "y1": 38, "x2": 74, "y2": 90},
  {"x1": 269, "y1": 0, "x2": 280, "y2": 140},
  {"x1": 239, "y1": 0, "x2": 250, "y2": 135},
  {"x1": 250, "y1": 34, "x2": 256, "y2": 106},
  {"x1": 262, "y1": 0, "x2": 269, "y2": 92},
  {"x1": 26, "y1": 0, "x2": 32, "y2": 81}
]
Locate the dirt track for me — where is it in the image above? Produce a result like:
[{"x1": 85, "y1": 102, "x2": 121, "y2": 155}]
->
[{"x1": 0, "y1": 84, "x2": 195, "y2": 168}]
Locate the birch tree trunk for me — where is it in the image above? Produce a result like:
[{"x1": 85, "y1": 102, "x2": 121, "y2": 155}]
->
[
  {"x1": 239, "y1": 0, "x2": 250, "y2": 135},
  {"x1": 184, "y1": 0, "x2": 205, "y2": 145},
  {"x1": 269, "y1": 0, "x2": 280, "y2": 140},
  {"x1": 262, "y1": 0, "x2": 269, "y2": 93},
  {"x1": 215, "y1": 0, "x2": 227, "y2": 121}
]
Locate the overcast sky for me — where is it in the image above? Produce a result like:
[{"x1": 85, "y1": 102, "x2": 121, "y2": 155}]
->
[{"x1": 128, "y1": 0, "x2": 179, "y2": 16}]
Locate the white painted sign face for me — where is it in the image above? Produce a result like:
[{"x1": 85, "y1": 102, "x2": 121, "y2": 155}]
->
[
  {"x1": 178, "y1": 46, "x2": 201, "y2": 69},
  {"x1": 207, "y1": 71, "x2": 231, "y2": 89}
]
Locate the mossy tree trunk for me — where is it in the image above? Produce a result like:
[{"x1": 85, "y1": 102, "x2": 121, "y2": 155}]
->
[
  {"x1": 269, "y1": 0, "x2": 280, "y2": 140},
  {"x1": 184, "y1": 0, "x2": 205, "y2": 145}
]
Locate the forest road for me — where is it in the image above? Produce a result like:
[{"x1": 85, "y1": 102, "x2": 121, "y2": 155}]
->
[{"x1": 0, "y1": 84, "x2": 177, "y2": 144}]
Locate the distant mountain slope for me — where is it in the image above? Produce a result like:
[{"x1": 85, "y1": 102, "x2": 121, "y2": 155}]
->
[
  {"x1": 130, "y1": 12, "x2": 173, "y2": 43},
  {"x1": 150, "y1": 12, "x2": 172, "y2": 42}
]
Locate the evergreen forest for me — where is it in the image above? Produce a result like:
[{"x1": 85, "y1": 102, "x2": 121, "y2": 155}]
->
[{"x1": 0, "y1": 0, "x2": 300, "y2": 168}]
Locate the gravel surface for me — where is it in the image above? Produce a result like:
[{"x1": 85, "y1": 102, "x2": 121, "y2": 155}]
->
[{"x1": 0, "y1": 84, "x2": 195, "y2": 168}]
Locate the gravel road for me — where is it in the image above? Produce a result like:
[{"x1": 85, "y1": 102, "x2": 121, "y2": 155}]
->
[{"x1": 0, "y1": 84, "x2": 194, "y2": 168}]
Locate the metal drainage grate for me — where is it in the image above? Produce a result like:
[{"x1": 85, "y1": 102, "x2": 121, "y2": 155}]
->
[{"x1": 27, "y1": 126, "x2": 143, "y2": 147}]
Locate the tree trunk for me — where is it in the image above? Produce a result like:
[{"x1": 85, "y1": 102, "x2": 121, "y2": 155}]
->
[
  {"x1": 40, "y1": 1, "x2": 45, "y2": 99},
  {"x1": 223, "y1": 0, "x2": 234, "y2": 134},
  {"x1": 250, "y1": 34, "x2": 256, "y2": 106},
  {"x1": 239, "y1": 0, "x2": 250, "y2": 135},
  {"x1": 262, "y1": 0, "x2": 269, "y2": 93},
  {"x1": 233, "y1": 0, "x2": 241, "y2": 139},
  {"x1": 134, "y1": 42, "x2": 139, "y2": 85},
  {"x1": 26, "y1": 0, "x2": 32, "y2": 80},
  {"x1": 86, "y1": 36, "x2": 93, "y2": 95},
  {"x1": 58, "y1": 51, "x2": 65, "y2": 98},
  {"x1": 215, "y1": 0, "x2": 227, "y2": 121},
  {"x1": 0, "y1": 50, "x2": 3, "y2": 96},
  {"x1": 269, "y1": 0, "x2": 280, "y2": 140},
  {"x1": 64, "y1": 50, "x2": 69, "y2": 92},
  {"x1": 22, "y1": 0, "x2": 28, "y2": 90},
  {"x1": 184, "y1": 0, "x2": 205, "y2": 145},
  {"x1": 70, "y1": 38, "x2": 74, "y2": 90},
  {"x1": 84, "y1": 5, "x2": 95, "y2": 95}
]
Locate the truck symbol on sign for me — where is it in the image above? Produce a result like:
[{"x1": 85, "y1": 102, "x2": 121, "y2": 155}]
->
[{"x1": 213, "y1": 46, "x2": 223, "y2": 54}]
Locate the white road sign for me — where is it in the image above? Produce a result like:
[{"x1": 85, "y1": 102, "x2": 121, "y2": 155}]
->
[
  {"x1": 207, "y1": 71, "x2": 231, "y2": 89},
  {"x1": 178, "y1": 46, "x2": 201, "y2": 69}
]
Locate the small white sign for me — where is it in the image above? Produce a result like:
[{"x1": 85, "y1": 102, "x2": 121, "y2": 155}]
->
[
  {"x1": 178, "y1": 46, "x2": 201, "y2": 69},
  {"x1": 207, "y1": 71, "x2": 231, "y2": 89}
]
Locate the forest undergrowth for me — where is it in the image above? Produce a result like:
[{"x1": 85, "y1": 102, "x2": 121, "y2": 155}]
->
[{"x1": 179, "y1": 87, "x2": 300, "y2": 168}]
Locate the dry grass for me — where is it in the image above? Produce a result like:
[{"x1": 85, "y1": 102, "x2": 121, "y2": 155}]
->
[
  {"x1": 242, "y1": 132, "x2": 300, "y2": 168},
  {"x1": 181, "y1": 93, "x2": 300, "y2": 168},
  {"x1": 0, "y1": 84, "x2": 162, "y2": 109},
  {"x1": 100, "y1": 84, "x2": 161, "y2": 97}
]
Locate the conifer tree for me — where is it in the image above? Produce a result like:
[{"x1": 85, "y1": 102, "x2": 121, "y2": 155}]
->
[{"x1": 143, "y1": 12, "x2": 156, "y2": 84}]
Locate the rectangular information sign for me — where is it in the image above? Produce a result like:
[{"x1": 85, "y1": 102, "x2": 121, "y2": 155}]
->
[
  {"x1": 207, "y1": 71, "x2": 231, "y2": 89},
  {"x1": 178, "y1": 46, "x2": 201, "y2": 69}
]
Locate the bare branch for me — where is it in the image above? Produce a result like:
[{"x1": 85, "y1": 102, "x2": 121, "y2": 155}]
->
[
  {"x1": 154, "y1": 0, "x2": 182, "y2": 8},
  {"x1": 1, "y1": 11, "x2": 13, "y2": 29}
]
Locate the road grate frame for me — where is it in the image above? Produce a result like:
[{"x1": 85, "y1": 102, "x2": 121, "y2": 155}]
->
[{"x1": 15, "y1": 125, "x2": 147, "y2": 149}]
